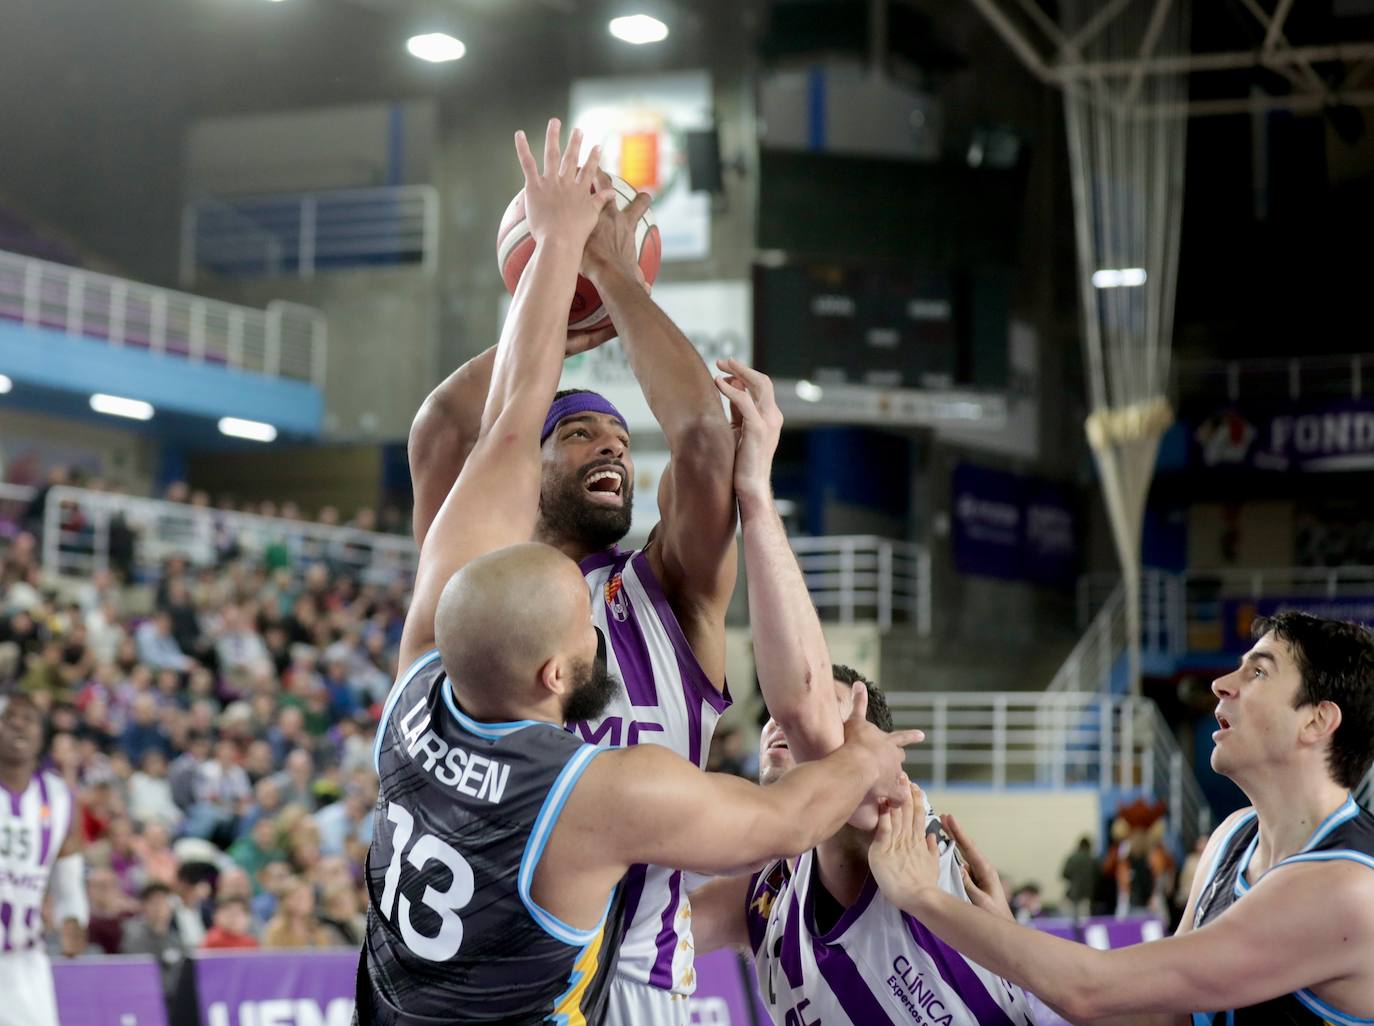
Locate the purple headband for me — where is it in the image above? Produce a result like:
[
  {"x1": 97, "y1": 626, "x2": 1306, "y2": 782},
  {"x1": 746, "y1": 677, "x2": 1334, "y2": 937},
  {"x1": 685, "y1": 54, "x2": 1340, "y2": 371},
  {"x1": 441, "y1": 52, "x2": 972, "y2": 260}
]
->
[{"x1": 541, "y1": 392, "x2": 628, "y2": 443}]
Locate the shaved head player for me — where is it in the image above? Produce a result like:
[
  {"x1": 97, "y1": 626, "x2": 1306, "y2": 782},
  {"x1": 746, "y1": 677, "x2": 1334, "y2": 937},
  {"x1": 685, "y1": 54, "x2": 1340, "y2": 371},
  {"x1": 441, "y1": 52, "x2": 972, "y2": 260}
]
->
[
  {"x1": 408, "y1": 139, "x2": 740, "y2": 1026},
  {"x1": 870, "y1": 612, "x2": 1374, "y2": 1026},
  {"x1": 354, "y1": 120, "x2": 921, "y2": 1026}
]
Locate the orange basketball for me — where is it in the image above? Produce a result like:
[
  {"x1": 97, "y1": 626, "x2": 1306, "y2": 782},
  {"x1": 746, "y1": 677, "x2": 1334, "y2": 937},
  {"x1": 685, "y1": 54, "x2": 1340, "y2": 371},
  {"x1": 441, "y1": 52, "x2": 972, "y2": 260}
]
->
[{"x1": 496, "y1": 171, "x2": 662, "y2": 333}]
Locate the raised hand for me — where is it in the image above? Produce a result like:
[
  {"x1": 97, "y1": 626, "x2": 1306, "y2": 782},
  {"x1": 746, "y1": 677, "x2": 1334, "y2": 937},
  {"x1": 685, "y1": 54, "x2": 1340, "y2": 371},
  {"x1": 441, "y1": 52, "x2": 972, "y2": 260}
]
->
[
  {"x1": 943, "y1": 813, "x2": 1014, "y2": 920},
  {"x1": 713, "y1": 359, "x2": 784, "y2": 507},
  {"x1": 513, "y1": 119, "x2": 616, "y2": 249},
  {"x1": 582, "y1": 170, "x2": 654, "y2": 283},
  {"x1": 869, "y1": 781, "x2": 944, "y2": 912},
  {"x1": 840, "y1": 682, "x2": 925, "y2": 809}
]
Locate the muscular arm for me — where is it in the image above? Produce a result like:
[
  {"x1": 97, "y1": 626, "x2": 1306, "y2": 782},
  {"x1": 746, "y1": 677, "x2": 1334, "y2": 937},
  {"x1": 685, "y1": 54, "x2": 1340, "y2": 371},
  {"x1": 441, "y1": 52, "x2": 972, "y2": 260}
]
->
[
  {"x1": 589, "y1": 257, "x2": 738, "y2": 688},
  {"x1": 397, "y1": 125, "x2": 608, "y2": 670},
  {"x1": 408, "y1": 346, "x2": 495, "y2": 550},
  {"x1": 874, "y1": 803, "x2": 1373, "y2": 1023}
]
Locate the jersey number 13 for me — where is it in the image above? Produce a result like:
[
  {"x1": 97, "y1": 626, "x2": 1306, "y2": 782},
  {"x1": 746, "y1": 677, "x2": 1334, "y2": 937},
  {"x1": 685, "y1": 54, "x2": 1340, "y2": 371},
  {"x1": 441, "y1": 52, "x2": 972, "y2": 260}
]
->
[{"x1": 378, "y1": 802, "x2": 475, "y2": 961}]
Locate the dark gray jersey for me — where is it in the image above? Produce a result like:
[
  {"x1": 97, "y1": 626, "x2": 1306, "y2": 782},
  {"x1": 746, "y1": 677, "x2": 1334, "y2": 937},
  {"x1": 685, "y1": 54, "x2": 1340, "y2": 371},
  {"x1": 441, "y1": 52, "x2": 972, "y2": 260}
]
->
[
  {"x1": 1191, "y1": 795, "x2": 1374, "y2": 1026},
  {"x1": 357, "y1": 650, "x2": 624, "y2": 1025}
]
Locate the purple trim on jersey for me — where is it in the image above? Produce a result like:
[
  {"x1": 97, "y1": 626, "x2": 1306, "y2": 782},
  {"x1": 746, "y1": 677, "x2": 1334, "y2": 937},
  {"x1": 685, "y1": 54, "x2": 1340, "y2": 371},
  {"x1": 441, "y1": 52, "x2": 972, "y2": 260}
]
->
[
  {"x1": 601, "y1": 555, "x2": 659, "y2": 708},
  {"x1": 22, "y1": 906, "x2": 36, "y2": 950},
  {"x1": 807, "y1": 860, "x2": 880, "y2": 944},
  {"x1": 904, "y1": 913, "x2": 1020, "y2": 1026},
  {"x1": 809, "y1": 931, "x2": 901, "y2": 1026},
  {"x1": 779, "y1": 886, "x2": 806, "y2": 989},
  {"x1": 0, "y1": 901, "x2": 11, "y2": 952},
  {"x1": 36, "y1": 773, "x2": 51, "y2": 866},
  {"x1": 578, "y1": 547, "x2": 624, "y2": 575},
  {"x1": 629, "y1": 550, "x2": 730, "y2": 716},
  {"x1": 2, "y1": 782, "x2": 21, "y2": 817},
  {"x1": 745, "y1": 863, "x2": 785, "y2": 955},
  {"x1": 620, "y1": 863, "x2": 649, "y2": 937},
  {"x1": 648, "y1": 870, "x2": 683, "y2": 990}
]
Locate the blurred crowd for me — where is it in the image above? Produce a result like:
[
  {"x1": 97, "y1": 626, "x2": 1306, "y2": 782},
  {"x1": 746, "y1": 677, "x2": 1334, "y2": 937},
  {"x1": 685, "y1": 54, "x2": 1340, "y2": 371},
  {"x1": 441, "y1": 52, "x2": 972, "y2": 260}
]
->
[{"x1": 0, "y1": 471, "x2": 413, "y2": 978}]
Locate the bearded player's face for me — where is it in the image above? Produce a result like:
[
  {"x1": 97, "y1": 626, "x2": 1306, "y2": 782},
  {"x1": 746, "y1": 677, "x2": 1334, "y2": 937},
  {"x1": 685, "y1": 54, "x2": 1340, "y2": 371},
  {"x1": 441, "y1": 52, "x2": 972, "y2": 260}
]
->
[{"x1": 539, "y1": 413, "x2": 635, "y2": 550}]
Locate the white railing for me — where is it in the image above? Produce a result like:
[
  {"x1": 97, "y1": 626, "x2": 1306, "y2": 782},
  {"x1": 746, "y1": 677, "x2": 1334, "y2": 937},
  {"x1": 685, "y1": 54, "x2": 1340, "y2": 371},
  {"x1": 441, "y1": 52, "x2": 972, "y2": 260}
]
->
[
  {"x1": 1174, "y1": 354, "x2": 1370, "y2": 403},
  {"x1": 182, "y1": 185, "x2": 439, "y2": 283},
  {"x1": 1079, "y1": 566, "x2": 1374, "y2": 657},
  {"x1": 40, "y1": 487, "x2": 416, "y2": 586},
  {"x1": 888, "y1": 690, "x2": 1211, "y2": 847},
  {"x1": 1048, "y1": 583, "x2": 1127, "y2": 693},
  {"x1": 789, "y1": 535, "x2": 931, "y2": 633},
  {"x1": 0, "y1": 250, "x2": 327, "y2": 388}
]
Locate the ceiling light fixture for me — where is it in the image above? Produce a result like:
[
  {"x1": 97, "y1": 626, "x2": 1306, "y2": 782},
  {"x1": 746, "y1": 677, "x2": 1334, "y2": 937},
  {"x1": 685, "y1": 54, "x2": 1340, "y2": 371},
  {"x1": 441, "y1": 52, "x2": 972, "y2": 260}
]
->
[
  {"x1": 218, "y1": 417, "x2": 278, "y2": 443},
  {"x1": 90, "y1": 393, "x2": 154, "y2": 421},
  {"x1": 407, "y1": 33, "x2": 466, "y2": 63},
  {"x1": 0, "y1": 374, "x2": 11, "y2": 394},
  {"x1": 609, "y1": 14, "x2": 668, "y2": 44}
]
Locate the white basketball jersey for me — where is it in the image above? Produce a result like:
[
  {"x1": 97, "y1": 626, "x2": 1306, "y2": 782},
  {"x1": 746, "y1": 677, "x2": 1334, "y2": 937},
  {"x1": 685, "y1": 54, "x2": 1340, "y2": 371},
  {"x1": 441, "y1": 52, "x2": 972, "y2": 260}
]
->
[
  {"x1": 572, "y1": 547, "x2": 729, "y2": 995},
  {"x1": 748, "y1": 808, "x2": 1036, "y2": 1026},
  {"x1": 0, "y1": 771, "x2": 73, "y2": 954}
]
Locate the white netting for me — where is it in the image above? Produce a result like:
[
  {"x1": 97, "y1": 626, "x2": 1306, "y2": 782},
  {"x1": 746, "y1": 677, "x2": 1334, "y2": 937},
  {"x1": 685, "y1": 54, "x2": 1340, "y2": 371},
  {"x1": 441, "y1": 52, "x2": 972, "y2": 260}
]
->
[{"x1": 1061, "y1": 0, "x2": 1190, "y2": 693}]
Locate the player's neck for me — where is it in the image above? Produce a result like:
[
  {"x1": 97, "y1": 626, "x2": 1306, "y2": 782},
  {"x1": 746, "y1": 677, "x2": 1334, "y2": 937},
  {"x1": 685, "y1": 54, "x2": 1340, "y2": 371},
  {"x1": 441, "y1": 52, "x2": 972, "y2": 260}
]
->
[
  {"x1": 0, "y1": 762, "x2": 33, "y2": 795},
  {"x1": 1244, "y1": 771, "x2": 1350, "y2": 873},
  {"x1": 815, "y1": 825, "x2": 872, "y2": 908},
  {"x1": 532, "y1": 523, "x2": 607, "y2": 566}
]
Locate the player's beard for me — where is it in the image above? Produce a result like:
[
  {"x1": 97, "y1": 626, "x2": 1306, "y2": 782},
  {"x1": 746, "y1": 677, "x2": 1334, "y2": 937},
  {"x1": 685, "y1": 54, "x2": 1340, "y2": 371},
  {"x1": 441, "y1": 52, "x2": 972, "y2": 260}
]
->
[
  {"x1": 538, "y1": 459, "x2": 634, "y2": 551},
  {"x1": 562, "y1": 658, "x2": 620, "y2": 725}
]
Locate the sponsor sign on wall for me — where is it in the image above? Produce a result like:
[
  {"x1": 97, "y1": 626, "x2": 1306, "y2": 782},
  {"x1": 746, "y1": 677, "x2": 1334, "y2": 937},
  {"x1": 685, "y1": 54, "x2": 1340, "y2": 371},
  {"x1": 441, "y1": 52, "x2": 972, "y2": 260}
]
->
[
  {"x1": 1192, "y1": 400, "x2": 1374, "y2": 472},
  {"x1": 951, "y1": 463, "x2": 1078, "y2": 588}
]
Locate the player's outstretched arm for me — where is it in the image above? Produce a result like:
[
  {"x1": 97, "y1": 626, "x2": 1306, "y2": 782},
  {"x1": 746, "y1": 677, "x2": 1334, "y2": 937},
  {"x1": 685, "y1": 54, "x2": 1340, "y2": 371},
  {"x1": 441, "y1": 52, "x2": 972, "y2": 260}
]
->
[
  {"x1": 869, "y1": 785, "x2": 1374, "y2": 1023},
  {"x1": 582, "y1": 195, "x2": 737, "y2": 688},
  {"x1": 565, "y1": 683, "x2": 920, "y2": 878},
  {"x1": 716, "y1": 360, "x2": 842, "y2": 760},
  {"x1": 398, "y1": 120, "x2": 614, "y2": 669},
  {"x1": 53, "y1": 823, "x2": 87, "y2": 957}
]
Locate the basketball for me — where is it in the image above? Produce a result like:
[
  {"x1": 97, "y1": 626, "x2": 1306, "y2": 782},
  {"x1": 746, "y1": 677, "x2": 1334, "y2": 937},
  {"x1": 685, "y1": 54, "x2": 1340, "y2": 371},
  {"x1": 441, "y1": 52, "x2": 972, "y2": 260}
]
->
[{"x1": 495, "y1": 170, "x2": 662, "y2": 333}]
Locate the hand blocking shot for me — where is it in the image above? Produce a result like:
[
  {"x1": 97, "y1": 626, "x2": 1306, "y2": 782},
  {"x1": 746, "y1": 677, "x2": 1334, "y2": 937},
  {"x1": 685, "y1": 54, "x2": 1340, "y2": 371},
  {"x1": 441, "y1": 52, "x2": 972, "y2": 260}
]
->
[
  {"x1": 354, "y1": 121, "x2": 924, "y2": 1026},
  {"x1": 688, "y1": 361, "x2": 1035, "y2": 1026}
]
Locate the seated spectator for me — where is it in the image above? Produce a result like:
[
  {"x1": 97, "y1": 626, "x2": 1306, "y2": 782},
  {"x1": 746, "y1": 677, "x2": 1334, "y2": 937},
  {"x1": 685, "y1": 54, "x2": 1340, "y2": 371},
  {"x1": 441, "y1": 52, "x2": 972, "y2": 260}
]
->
[
  {"x1": 127, "y1": 749, "x2": 182, "y2": 828},
  {"x1": 243, "y1": 738, "x2": 275, "y2": 784},
  {"x1": 253, "y1": 860, "x2": 292, "y2": 924},
  {"x1": 203, "y1": 897, "x2": 258, "y2": 950},
  {"x1": 266, "y1": 706, "x2": 311, "y2": 764},
  {"x1": 238, "y1": 776, "x2": 285, "y2": 839},
  {"x1": 172, "y1": 861, "x2": 212, "y2": 948},
  {"x1": 184, "y1": 737, "x2": 251, "y2": 844},
  {"x1": 106, "y1": 815, "x2": 143, "y2": 896},
  {"x1": 86, "y1": 865, "x2": 134, "y2": 955},
  {"x1": 214, "y1": 604, "x2": 270, "y2": 687},
  {"x1": 229, "y1": 814, "x2": 283, "y2": 881},
  {"x1": 121, "y1": 883, "x2": 189, "y2": 989},
  {"x1": 262, "y1": 878, "x2": 336, "y2": 950},
  {"x1": 169, "y1": 731, "x2": 211, "y2": 812},
  {"x1": 319, "y1": 881, "x2": 366, "y2": 947},
  {"x1": 320, "y1": 655, "x2": 360, "y2": 722},
  {"x1": 135, "y1": 611, "x2": 195, "y2": 673},
  {"x1": 313, "y1": 774, "x2": 375, "y2": 859},
  {"x1": 273, "y1": 748, "x2": 317, "y2": 811},
  {"x1": 121, "y1": 694, "x2": 174, "y2": 766},
  {"x1": 135, "y1": 820, "x2": 180, "y2": 887}
]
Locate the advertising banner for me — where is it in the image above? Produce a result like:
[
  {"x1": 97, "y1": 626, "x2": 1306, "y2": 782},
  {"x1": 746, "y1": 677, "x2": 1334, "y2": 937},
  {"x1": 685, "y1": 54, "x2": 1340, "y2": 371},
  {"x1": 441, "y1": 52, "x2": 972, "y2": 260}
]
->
[
  {"x1": 1222, "y1": 596, "x2": 1374, "y2": 651},
  {"x1": 1192, "y1": 400, "x2": 1374, "y2": 472},
  {"x1": 194, "y1": 949, "x2": 356, "y2": 1026},
  {"x1": 54, "y1": 956, "x2": 168, "y2": 1026},
  {"x1": 951, "y1": 463, "x2": 1078, "y2": 588}
]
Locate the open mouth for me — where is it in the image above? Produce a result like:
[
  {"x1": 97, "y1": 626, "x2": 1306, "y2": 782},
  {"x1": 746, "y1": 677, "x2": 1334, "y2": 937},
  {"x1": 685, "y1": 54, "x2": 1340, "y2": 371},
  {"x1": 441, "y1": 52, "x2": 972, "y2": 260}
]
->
[
  {"x1": 582, "y1": 466, "x2": 625, "y2": 506},
  {"x1": 1213, "y1": 711, "x2": 1234, "y2": 739}
]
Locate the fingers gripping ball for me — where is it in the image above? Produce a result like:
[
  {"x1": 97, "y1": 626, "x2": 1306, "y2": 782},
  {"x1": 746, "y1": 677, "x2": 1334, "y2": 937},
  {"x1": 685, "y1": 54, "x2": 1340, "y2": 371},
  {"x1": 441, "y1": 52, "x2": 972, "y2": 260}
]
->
[{"x1": 496, "y1": 171, "x2": 662, "y2": 332}]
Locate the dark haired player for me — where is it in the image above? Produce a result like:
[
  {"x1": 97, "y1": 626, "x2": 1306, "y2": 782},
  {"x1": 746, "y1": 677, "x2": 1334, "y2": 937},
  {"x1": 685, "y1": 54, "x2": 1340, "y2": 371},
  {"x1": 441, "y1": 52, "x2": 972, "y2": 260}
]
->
[
  {"x1": 870, "y1": 611, "x2": 1374, "y2": 1026},
  {"x1": 690, "y1": 361, "x2": 1035, "y2": 1026},
  {"x1": 0, "y1": 692, "x2": 86, "y2": 1026},
  {"x1": 356, "y1": 120, "x2": 921, "y2": 1026}
]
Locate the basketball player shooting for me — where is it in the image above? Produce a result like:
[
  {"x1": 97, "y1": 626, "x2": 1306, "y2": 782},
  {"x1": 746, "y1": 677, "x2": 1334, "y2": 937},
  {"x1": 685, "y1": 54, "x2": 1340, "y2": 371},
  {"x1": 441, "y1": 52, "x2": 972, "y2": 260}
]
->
[
  {"x1": 688, "y1": 361, "x2": 1035, "y2": 1026},
  {"x1": 408, "y1": 126, "x2": 741, "y2": 1026},
  {"x1": 0, "y1": 692, "x2": 86, "y2": 1026},
  {"x1": 868, "y1": 613, "x2": 1374, "y2": 1026},
  {"x1": 356, "y1": 119, "x2": 922, "y2": 1026}
]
